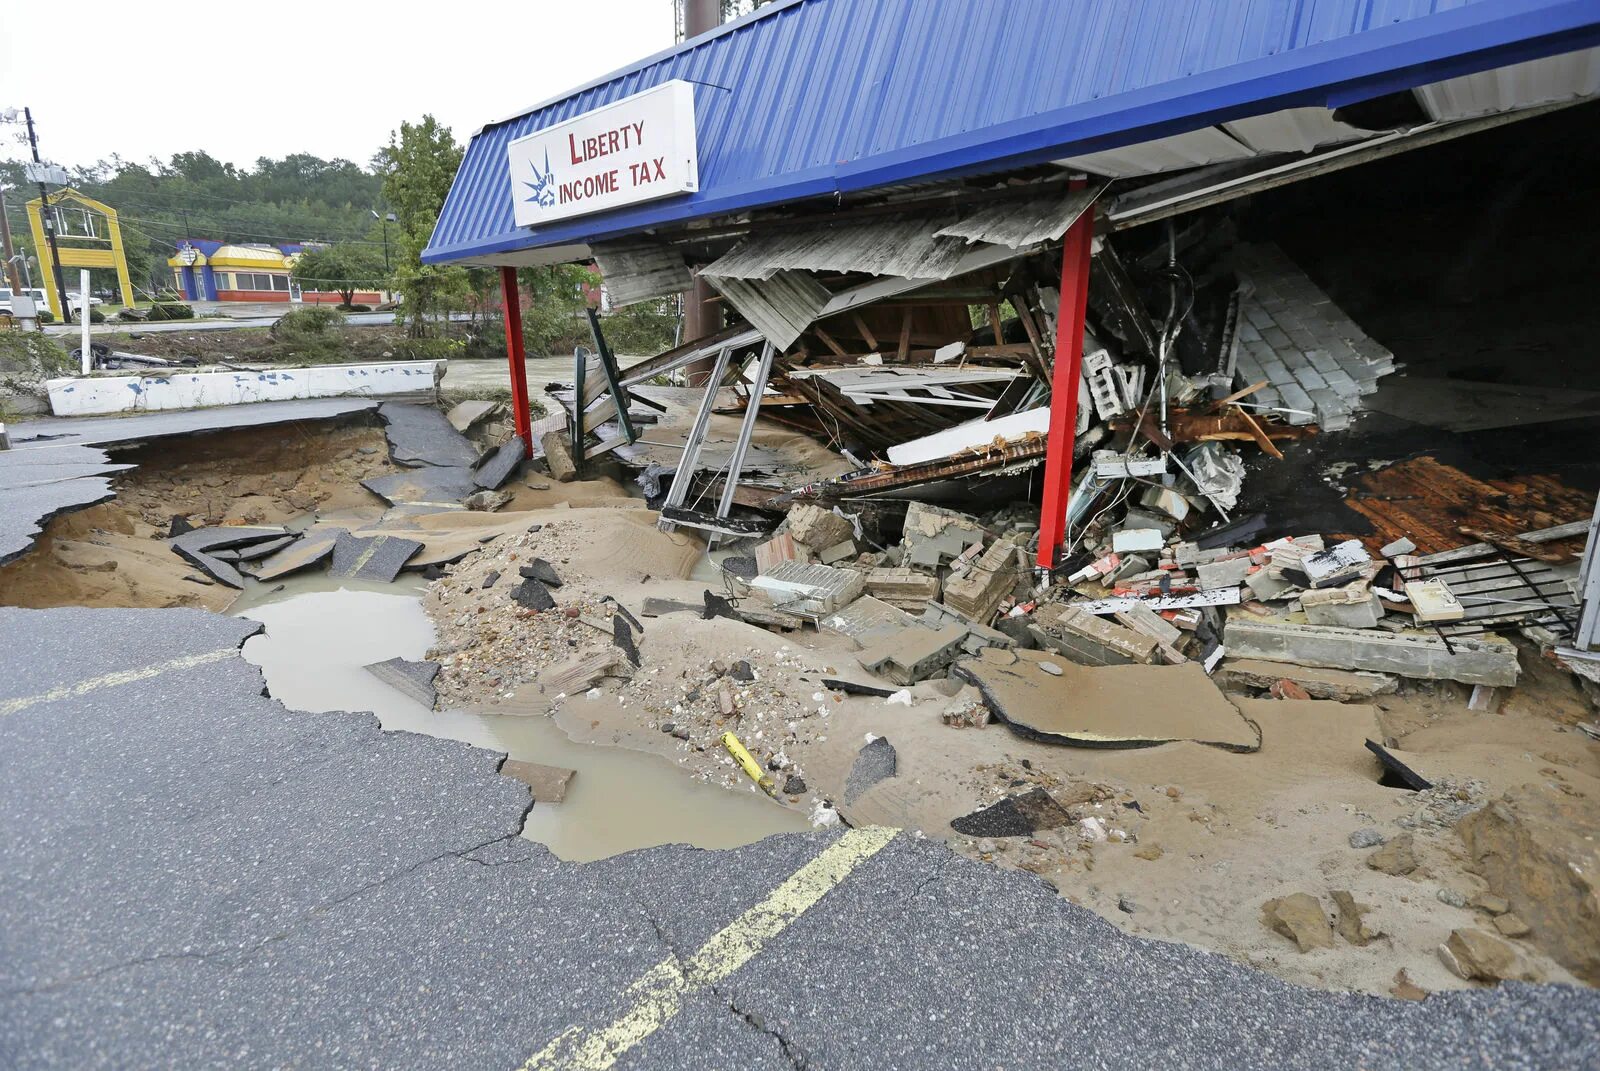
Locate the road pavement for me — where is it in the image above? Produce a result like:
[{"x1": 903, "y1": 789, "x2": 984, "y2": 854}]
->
[
  {"x1": 0, "y1": 400, "x2": 381, "y2": 565},
  {"x1": 1, "y1": 603, "x2": 1595, "y2": 1070}
]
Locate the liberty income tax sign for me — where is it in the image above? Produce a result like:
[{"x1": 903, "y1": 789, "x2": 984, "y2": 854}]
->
[{"x1": 508, "y1": 80, "x2": 699, "y2": 228}]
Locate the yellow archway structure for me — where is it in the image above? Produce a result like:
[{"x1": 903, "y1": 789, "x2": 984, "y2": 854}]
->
[{"x1": 24, "y1": 188, "x2": 136, "y2": 320}]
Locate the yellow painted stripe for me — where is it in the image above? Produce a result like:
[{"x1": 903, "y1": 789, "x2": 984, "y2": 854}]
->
[
  {"x1": 0, "y1": 648, "x2": 238, "y2": 717},
  {"x1": 346, "y1": 535, "x2": 387, "y2": 576},
  {"x1": 521, "y1": 825, "x2": 898, "y2": 1071}
]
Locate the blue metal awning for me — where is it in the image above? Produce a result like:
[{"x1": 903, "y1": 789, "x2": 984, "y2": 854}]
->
[{"x1": 424, "y1": 0, "x2": 1600, "y2": 266}]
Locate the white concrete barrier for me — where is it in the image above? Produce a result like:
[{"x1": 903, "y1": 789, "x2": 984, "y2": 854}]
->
[{"x1": 45, "y1": 361, "x2": 442, "y2": 416}]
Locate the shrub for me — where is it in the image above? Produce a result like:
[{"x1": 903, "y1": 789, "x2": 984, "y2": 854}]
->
[
  {"x1": 391, "y1": 337, "x2": 463, "y2": 362},
  {"x1": 342, "y1": 303, "x2": 372, "y2": 313},
  {"x1": 36, "y1": 309, "x2": 54, "y2": 324},
  {"x1": 116, "y1": 307, "x2": 148, "y2": 322},
  {"x1": 272, "y1": 305, "x2": 346, "y2": 337},
  {"x1": 0, "y1": 331, "x2": 74, "y2": 401},
  {"x1": 146, "y1": 303, "x2": 194, "y2": 321},
  {"x1": 88, "y1": 308, "x2": 106, "y2": 324}
]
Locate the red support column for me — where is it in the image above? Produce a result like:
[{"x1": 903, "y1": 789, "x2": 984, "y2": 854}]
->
[
  {"x1": 499, "y1": 265, "x2": 534, "y2": 458},
  {"x1": 1035, "y1": 184, "x2": 1094, "y2": 570}
]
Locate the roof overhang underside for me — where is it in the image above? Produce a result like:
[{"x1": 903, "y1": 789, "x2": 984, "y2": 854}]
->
[{"x1": 423, "y1": 0, "x2": 1600, "y2": 270}]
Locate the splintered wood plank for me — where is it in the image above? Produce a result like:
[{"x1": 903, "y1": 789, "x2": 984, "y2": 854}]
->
[
  {"x1": 1343, "y1": 456, "x2": 1594, "y2": 555},
  {"x1": 849, "y1": 312, "x2": 879, "y2": 351},
  {"x1": 897, "y1": 310, "x2": 912, "y2": 362}
]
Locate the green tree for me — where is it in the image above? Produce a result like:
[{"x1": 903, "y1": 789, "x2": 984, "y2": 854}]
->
[
  {"x1": 291, "y1": 242, "x2": 384, "y2": 307},
  {"x1": 379, "y1": 115, "x2": 473, "y2": 337}
]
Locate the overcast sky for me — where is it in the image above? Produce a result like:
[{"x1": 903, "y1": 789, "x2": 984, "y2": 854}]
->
[{"x1": 0, "y1": 1, "x2": 675, "y2": 171}]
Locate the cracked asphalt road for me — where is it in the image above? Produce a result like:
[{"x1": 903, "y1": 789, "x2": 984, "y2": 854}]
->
[{"x1": 2, "y1": 605, "x2": 1596, "y2": 1070}]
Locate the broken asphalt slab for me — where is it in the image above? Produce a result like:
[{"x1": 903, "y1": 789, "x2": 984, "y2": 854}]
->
[
  {"x1": 950, "y1": 787, "x2": 1073, "y2": 838},
  {"x1": 377, "y1": 401, "x2": 479, "y2": 469},
  {"x1": 1, "y1": 605, "x2": 1596, "y2": 1068},
  {"x1": 844, "y1": 736, "x2": 897, "y2": 802},
  {"x1": 361, "y1": 466, "x2": 479, "y2": 508},
  {"x1": 247, "y1": 527, "x2": 343, "y2": 581},
  {"x1": 473, "y1": 435, "x2": 527, "y2": 490},
  {"x1": 0, "y1": 445, "x2": 129, "y2": 565},
  {"x1": 957, "y1": 648, "x2": 1262, "y2": 751},
  {"x1": 169, "y1": 526, "x2": 299, "y2": 588},
  {"x1": 328, "y1": 531, "x2": 423, "y2": 582},
  {"x1": 363, "y1": 656, "x2": 442, "y2": 709}
]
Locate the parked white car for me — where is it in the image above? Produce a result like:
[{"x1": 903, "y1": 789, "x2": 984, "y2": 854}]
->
[{"x1": 0, "y1": 287, "x2": 102, "y2": 314}]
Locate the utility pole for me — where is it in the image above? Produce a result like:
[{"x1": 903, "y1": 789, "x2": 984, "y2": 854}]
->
[
  {"x1": 24, "y1": 108, "x2": 71, "y2": 324},
  {"x1": 0, "y1": 187, "x2": 22, "y2": 292},
  {"x1": 680, "y1": 0, "x2": 722, "y2": 383}
]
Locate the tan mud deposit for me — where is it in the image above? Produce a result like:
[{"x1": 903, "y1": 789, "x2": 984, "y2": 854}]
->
[
  {"x1": 421, "y1": 476, "x2": 1600, "y2": 999},
  {"x1": 0, "y1": 422, "x2": 394, "y2": 610}
]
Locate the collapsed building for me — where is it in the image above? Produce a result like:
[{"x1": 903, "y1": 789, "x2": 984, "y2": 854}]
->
[
  {"x1": 426, "y1": 0, "x2": 1599, "y2": 701},
  {"x1": 412, "y1": 0, "x2": 1600, "y2": 989}
]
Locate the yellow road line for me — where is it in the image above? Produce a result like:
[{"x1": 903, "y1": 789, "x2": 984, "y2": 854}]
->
[
  {"x1": 521, "y1": 825, "x2": 898, "y2": 1071},
  {"x1": 346, "y1": 535, "x2": 387, "y2": 576},
  {"x1": 0, "y1": 648, "x2": 238, "y2": 717}
]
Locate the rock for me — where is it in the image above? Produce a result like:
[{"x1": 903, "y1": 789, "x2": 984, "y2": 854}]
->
[
  {"x1": 1438, "y1": 928, "x2": 1536, "y2": 983},
  {"x1": 1366, "y1": 832, "x2": 1418, "y2": 876},
  {"x1": 1348, "y1": 828, "x2": 1385, "y2": 849},
  {"x1": 1262, "y1": 893, "x2": 1335, "y2": 952},
  {"x1": 511, "y1": 578, "x2": 556, "y2": 611},
  {"x1": 1330, "y1": 890, "x2": 1382, "y2": 946},
  {"x1": 464, "y1": 489, "x2": 512, "y2": 512},
  {"x1": 1037, "y1": 661, "x2": 1063, "y2": 677},
  {"x1": 1436, "y1": 887, "x2": 1468, "y2": 908},
  {"x1": 1390, "y1": 969, "x2": 1427, "y2": 1001},
  {"x1": 782, "y1": 775, "x2": 807, "y2": 795},
  {"x1": 730, "y1": 660, "x2": 755, "y2": 682},
  {"x1": 518, "y1": 558, "x2": 564, "y2": 587},
  {"x1": 481, "y1": 570, "x2": 501, "y2": 589},
  {"x1": 659, "y1": 721, "x2": 676, "y2": 734},
  {"x1": 1457, "y1": 787, "x2": 1600, "y2": 984},
  {"x1": 1117, "y1": 895, "x2": 1138, "y2": 914},
  {"x1": 1133, "y1": 844, "x2": 1164, "y2": 861},
  {"x1": 1470, "y1": 892, "x2": 1510, "y2": 916},
  {"x1": 1493, "y1": 913, "x2": 1532, "y2": 938}
]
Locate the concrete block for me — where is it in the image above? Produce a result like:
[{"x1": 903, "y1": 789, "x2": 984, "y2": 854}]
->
[
  {"x1": 1276, "y1": 382, "x2": 1316, "y2": 425},
  {"x1": 788, "y1": 504, "x2": 854, "y2": 551},
  {"x1": 857, "y1": 623, "x2": 967, "y2": 685},
  {"x1": 1197, "y1": 556, "x2": 1252, "y2": 589},
  {"x1": 1112, "y1": 528, "x2": 1164, "y2": 553},
  {"x1": 1301, "y1": 586, "x2": 1384, "y2": 629},
  {"x1": 1223, "y1": 618, "x2": 1519, "y2": 687},
  {"x1": 1245, "y1": 568, "x2": 1297, "y2": 602},
  {"x1": 1032, "y1": 605, "x2": 1159, "y2": 666},
  {"x1": 1292, "y1": 366, "x2": 1328, "y2": 391}
]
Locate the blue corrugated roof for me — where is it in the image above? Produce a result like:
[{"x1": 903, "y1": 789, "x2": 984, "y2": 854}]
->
[{"x1": 424, "y1": 0, "x2": 1600, "y2": 265}]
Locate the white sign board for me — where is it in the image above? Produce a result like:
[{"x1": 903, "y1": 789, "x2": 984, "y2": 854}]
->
[{"x1": 508, "y1": 80, "x2": 698, "y2": 229}]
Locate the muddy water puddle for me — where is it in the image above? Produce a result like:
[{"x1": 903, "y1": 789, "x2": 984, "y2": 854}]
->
[{"x1": 233, "y1": 575, "x2": 810, "y2": 861}]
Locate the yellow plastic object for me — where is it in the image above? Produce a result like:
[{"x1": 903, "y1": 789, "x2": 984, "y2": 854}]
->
[{"x1": 721, "y1": 731, "x2": 776, "y2": 796}]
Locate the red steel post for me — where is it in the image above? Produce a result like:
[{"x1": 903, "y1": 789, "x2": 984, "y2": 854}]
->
[
  {"x1": 500, "y1": 266, "x2": 534, "y2": 458},
  {"x1": 1035, "y1": 185, "x2": 1094, "y2": 570}
]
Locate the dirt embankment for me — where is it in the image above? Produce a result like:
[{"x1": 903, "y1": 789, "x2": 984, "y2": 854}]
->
[{"x1": 0, "y1": 421, "x2": 394, "y2": 610}]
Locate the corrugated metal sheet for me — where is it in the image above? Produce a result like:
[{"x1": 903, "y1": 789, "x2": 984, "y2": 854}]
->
[
  {"x1": 426, "y1": 0, "x2": 1600, "y2": 265},
  {"x1": 1056, "y1": 127, "x2": 1257, "y2": 177},
  {"x1": 701, "y1": 214, "x2": 970, "y2": 280},
  {"x1": 709, "y1": 270, "x2": 831, "y2": 348},
  {"x1": 591, "y1": 240, "x2": 693, "y2": 305},
  {"x1": 935, "y1": 185, "x2": 1102, "y2": 248},
  {"x1": 1223, "y1": 106, "x2": 1369, "y2": 152},
  {"x1": 1414, "y1": 43, "x2": 1600, "y2": 117}
]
